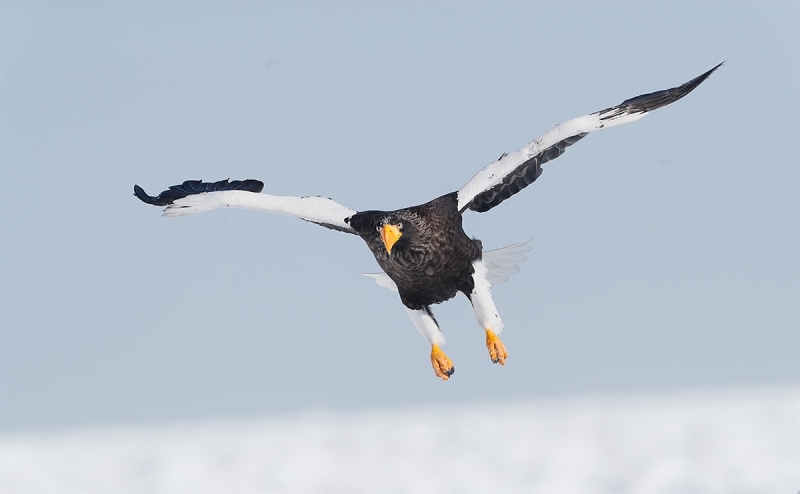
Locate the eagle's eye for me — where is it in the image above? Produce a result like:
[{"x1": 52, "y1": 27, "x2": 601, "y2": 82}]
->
[{"x1": 397, "y1": 222, "x2": 403, "y2": 229}]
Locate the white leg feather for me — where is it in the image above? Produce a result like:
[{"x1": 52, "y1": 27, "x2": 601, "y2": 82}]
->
[
  {"x1": 403, "y1": 306, "x2": 445, "y2": 346},
  {"x1": 470, "y1": 259, "x2": 505, "y2": 334}
]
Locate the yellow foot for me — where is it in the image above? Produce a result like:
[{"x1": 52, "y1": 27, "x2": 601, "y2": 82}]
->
[
  {"x1": 485, "y1": 329, "x2": 508, "y2": 365},
  {"x1": 430, "y1": 344, "x2": 454, "y2": 380}
]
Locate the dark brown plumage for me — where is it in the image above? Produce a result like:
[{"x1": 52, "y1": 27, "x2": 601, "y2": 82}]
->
[{"x1": 347, "y1": 192, "x2": 482, "y2": 311}]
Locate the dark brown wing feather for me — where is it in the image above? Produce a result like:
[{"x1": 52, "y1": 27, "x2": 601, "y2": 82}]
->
[{"x1": 466, "y1": 133, "x2": 588, "y2": 213}]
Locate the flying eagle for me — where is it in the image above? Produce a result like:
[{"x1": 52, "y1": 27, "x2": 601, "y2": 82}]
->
[{"x1": 135, "y1": 63, "x2": 721, "y2": 380}]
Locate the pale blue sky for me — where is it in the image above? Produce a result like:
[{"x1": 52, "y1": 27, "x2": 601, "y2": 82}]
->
[{"x1": 1, "y1": 1, "x2": 797, "y2": 431}]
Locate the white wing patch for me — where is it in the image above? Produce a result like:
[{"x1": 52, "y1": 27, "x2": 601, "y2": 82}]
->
[
  {"x1": 162, "y1": 190, "x2": 357, "y2": 231},
  {"x1": 363, "y1": 238, "x2": 533, "y2": 292}
]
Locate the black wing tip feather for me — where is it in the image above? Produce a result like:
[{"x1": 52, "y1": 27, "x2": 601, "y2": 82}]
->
[
  {"x1": 599, "y1": 62, "x2": 724, "y2": 118},
  {"x1": 133, "y1": 179, "x2": 265, "y2": 207}
]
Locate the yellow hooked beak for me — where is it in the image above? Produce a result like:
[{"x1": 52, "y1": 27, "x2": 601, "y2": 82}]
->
[{"x1": 380, "y1": 224, "x2": 402, "y2": 254}]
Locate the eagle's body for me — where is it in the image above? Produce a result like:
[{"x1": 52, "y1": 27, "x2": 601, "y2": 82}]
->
[
  {"x1": 135, "y1": 63, "x2": 721, "y2": 379},
  {"x1": 349, "y1": 193, "x2": 482, "y2": 310}
]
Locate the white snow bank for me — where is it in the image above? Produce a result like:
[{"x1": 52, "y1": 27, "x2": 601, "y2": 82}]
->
[{"x1": 1, "y1": 386, "x2": 798, "y2": 494}]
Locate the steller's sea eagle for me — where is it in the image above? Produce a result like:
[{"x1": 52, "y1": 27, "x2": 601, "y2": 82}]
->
[{"x1": 135, "y1": 63, "x2": 722, "y2": 380}]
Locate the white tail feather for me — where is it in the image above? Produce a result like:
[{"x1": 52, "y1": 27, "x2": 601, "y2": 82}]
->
[{"x1": 363, "y1": 238, "x2": 533, "y2": 292}]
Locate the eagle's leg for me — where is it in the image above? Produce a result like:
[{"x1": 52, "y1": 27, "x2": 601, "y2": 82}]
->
[
  {"x1": 470, "y1": 260, "x2": 508, "y2": 365},
  {"x1": 403, "y1": 305, "x2": 454, "y2": 380}
]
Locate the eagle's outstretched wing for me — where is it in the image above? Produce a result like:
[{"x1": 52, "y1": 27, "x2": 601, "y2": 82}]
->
[
  {"x1": 134, "y1": 179, "x2": 357, "y2": 234},
  {"x1": 456, "y1": 62, "x2": 723, "y2": 213}
]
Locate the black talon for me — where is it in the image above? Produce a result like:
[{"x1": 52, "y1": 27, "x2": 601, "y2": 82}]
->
[{"x1": 445, "y1": 366, "x2": 455, "y2": 376}]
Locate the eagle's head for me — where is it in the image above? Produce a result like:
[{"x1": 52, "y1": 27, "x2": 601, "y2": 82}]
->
[
  {"x1": 348, "y1": 210, "x2": 421, "y2": 257},
  {"x1": 377, "y1": 214, "x2": 408, "y2": 254}
]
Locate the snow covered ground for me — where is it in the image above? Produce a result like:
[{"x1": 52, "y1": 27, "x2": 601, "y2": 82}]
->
[{"x1": 2, "y1": 386, "x2": 798, "y2": 494}]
